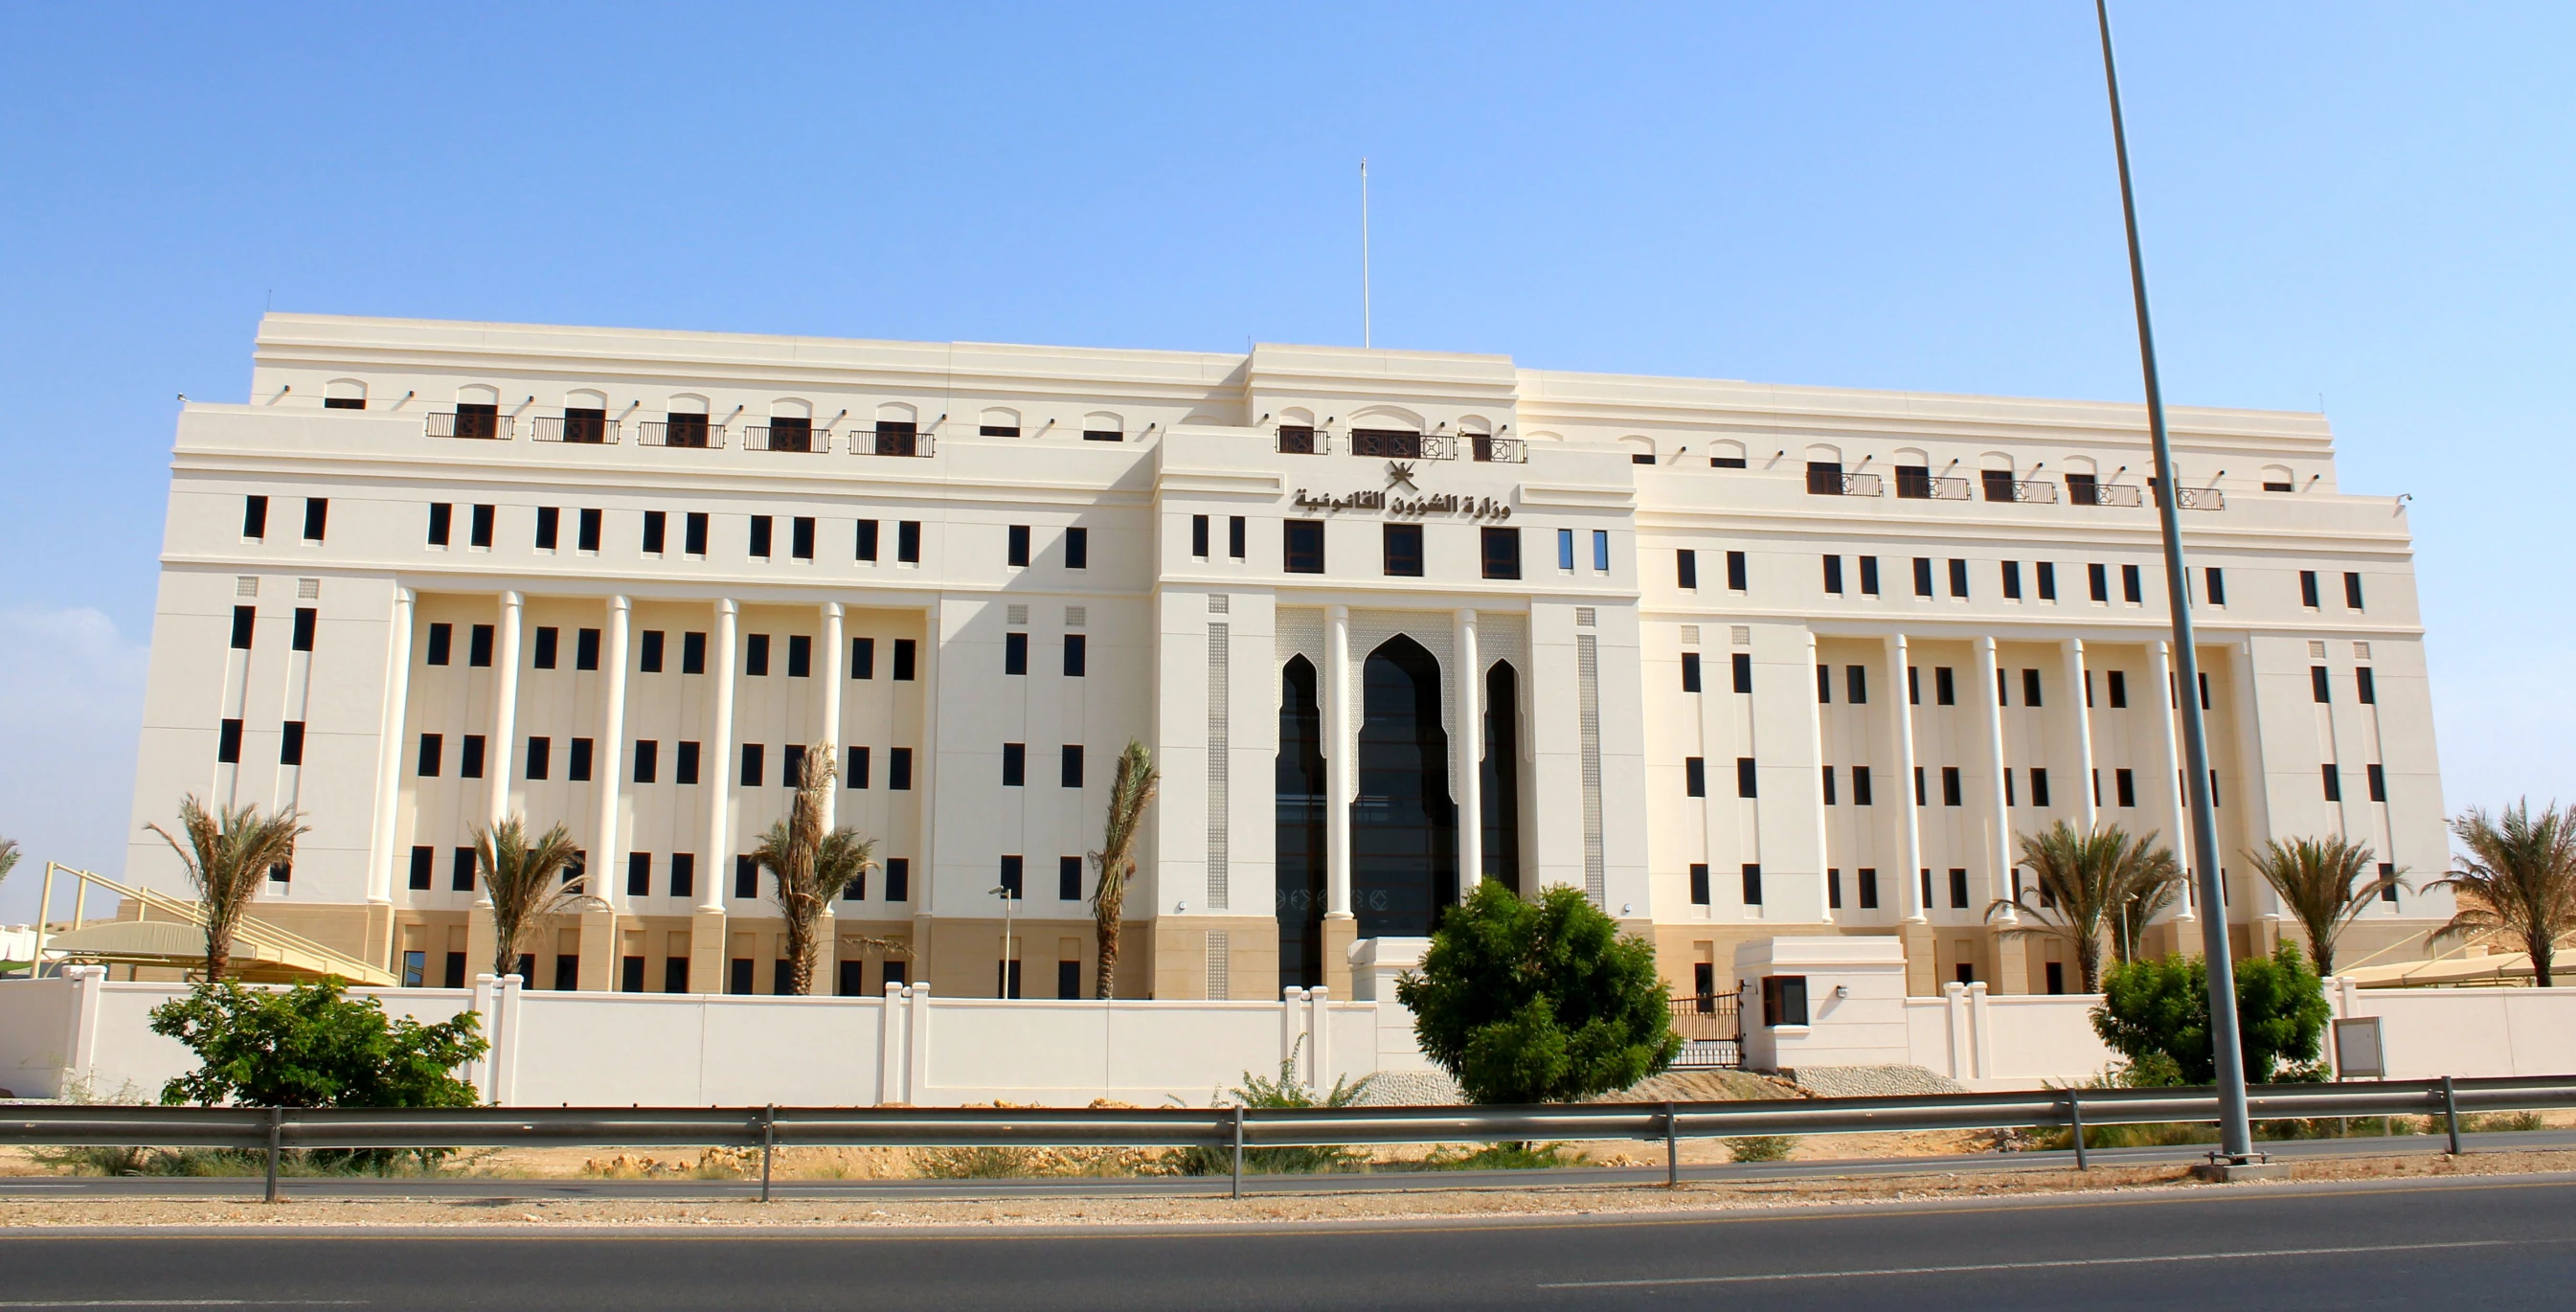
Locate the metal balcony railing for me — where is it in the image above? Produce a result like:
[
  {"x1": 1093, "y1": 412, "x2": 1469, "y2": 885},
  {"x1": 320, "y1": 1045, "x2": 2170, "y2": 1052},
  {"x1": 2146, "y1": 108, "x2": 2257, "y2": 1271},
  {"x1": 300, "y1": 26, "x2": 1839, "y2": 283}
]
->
[
  {"x1": 1348, "y1": 430, "x2": 1457, "y2": 461},
  {"x1": 2068, "y1": 482, "x2": 2144, "y2": 508},
  {"x1": 2006, "y1": 479, "x2": 2060, "y2": 503},
  {"x1": 1805, "y1": 471, "x2": 1884, "y2": 497},
  {"x1": 852, "y1": 426, "x2": 935, "y2": 458},
  {"x1": 1276, "y1": 426, "x2": 1326, "y2": 455},
  {"x1": 2170, "y1": 486, "x2": 2226, "y2": 510},
  {"x1": 1895, "y1": 471, "x2": 1972, "y2": 501},
  {"x1": 531, "y1": 417, "x2": 621, "y2": 444},
  {"x1": 638, "y1": 421, "x2": 727, "y2": 449},
  {"x1": 1470, "y1": 436, "x2": 1526, "y2": 464},
  {"x1": 744, "y1": 425, "x2": 830, "y2": 453},
  {"x1": 426, "y1": 412, "x2": 512, "y2": 440}
]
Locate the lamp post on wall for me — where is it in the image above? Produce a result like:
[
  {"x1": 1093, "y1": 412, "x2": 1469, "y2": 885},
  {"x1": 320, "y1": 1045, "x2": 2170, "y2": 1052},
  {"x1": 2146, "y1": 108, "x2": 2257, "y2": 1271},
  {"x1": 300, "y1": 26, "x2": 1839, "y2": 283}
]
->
[
  {"x1": 990, "y1": 884, "x2": 1018, "y2": 999},
  {"x1": 2093, "y1": 0, "x2": 2253, "y2": 1164}
]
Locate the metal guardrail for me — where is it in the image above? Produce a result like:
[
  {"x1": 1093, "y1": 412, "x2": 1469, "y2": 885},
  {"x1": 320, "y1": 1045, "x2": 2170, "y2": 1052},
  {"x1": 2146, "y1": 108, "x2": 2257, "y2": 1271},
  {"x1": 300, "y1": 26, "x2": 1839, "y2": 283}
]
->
[{"x1": 13, "y1": 1075, "x2": 2566, "y2": 1202}]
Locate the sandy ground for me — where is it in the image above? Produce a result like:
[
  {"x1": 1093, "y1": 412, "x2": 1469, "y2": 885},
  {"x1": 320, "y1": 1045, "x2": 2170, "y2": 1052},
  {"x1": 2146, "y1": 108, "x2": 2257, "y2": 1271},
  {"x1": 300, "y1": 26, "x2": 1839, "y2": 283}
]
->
[{"x1": 1, "y1": 1146, "x2": 2568, "y2": 1231}]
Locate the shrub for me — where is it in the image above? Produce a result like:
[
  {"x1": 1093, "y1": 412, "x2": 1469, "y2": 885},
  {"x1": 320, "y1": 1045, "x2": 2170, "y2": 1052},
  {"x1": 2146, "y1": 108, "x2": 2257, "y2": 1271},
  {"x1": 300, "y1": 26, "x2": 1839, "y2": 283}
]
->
[
  {"x1": 2091, "y1": 943, "x2": 2329, "y2": 1085},
  {"x1": 1168, "y1": 1052, "x2": 1374, "y2": 1176},
  {"x1": 1728, "y1": 1135, "x2": 1796, "y2": 1163},
  {"x1": 1417, "y1": 1142, "x2": 1590, "y2": 1170},
  {"x1": 149, "y1": 979, "x2": 487, "y2": 1110},
  {"x1": 1398, "y1": 883, "x2": 1680, "y2": 1104}
]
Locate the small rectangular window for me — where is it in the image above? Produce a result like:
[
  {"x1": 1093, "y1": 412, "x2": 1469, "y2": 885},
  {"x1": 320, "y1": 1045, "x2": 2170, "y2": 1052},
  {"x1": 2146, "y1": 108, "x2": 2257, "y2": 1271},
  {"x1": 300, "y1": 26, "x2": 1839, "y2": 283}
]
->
[
  {"x1": 277, "y1": 720, "x2": 305, "y2": 766},
  {"x1": 1726, "y1": 551, "x2": 1748, "y2": 591},
  {"x1": 626, "y1": 852, "x2": 651, "y2": 899},
  {"x1": 416, "y1": 732, "x2": 442, "y2": 777},
  {"x1": 1557, "y1": 529, "x2": 1574, "y2": 572},
  {"x1": 855, "y1": 519, "x2": 880, "y2": 561},
  {"x1": 1915, "y1": 767, "x2": 1928, "y2": 806},
  {"x1": 1061, "y1": 744, "x2": 1084, "y2": 788},
  {"x1": 2122, "y1": 564, "x2": 2143, "y2": 603},
  {"x1": 1741, "y1": 864, "x2": 1764, "y2": 906},
  {"x1": 847, "y1": 745, "x2": 870, "y2": 788},
  {"x1": 2022, "y1": 668, "x2": 2043, "y2": 707},
  {"x1": 460, "y1": 734, "x2": 486, "y2": 780},
  {"x1": 890, "y1": 748, "x2": 915, "y2": 791},
  {"x1": 633, "y1": 739, "x2": 659, "y2": 784},
  {"x1": 568, "y1": 737, "x2": 594, "y2": 781},
  {"x1": 1846, "y1": 665, "x2": 1867, "y2": 704},
  {"x1": 2205, "y1": 567, "x2": 2226, "y2": 605},
  {"x1": 2036, "y1": 561, "x2": 2057, "y2": 600},
  {"x1": 1284, "y1": 520, "x2": 1326, "y2": 574},
  {"x1": 1189, "y1": 515, "x2": 1209, "y2": 558},
  {"x1": 739, "y1": 743, "x2": 765, "y2": 788},
  {"x1": 1228, "y1": 515, "x2": 1246, "y2": 559},
  {"x1": 468, "y1": 623, "x2": 494, "y2": 667},
  {"x1": 669, "y1": 854, "x2": 695, "y2": 900},
  {"x1": 1821, "y1": 765, "x2": 1838, "y2": 805},
  {"x1": 1858, "y1": 555, "x2": 1881, "y2": 596},
  {"x1": 1948, "y1": 558, "x2": 1969, "y2": 599},
  {"x1": 786, "y1": 634, "x2": 811, "y2": 678},
  {"x1": 302, "y1": 497, "x2": 328, "y2": 541},
  {"x1": 2000, "y1": 560, "x2": 2022, "y2": 599},
  {"x1": 1853, "y1": 766, "x2": 1873, "y2": 806},
  {"x1": 1731, "y1": 652, "x2": 1752, "y2": 694},
  {"x1": 639, "y1": 630, "x2": 667, "y2": 673},
  {"x1": 1736, "y1": 757, "x2": 1758, "y2": 799},
  {"x1": 1677, "y1": 550, "x2": 1698, "y2": 590},
  {"x1": 1009, "y1": 525, "x2": 1032, "y2": 567},
  {"x1": 1949, "y1": 869, "x2": 1970, "y2": 910},
  {"x1": 1689, "y1": 863, "x2": 1711, "y2": 906},
  {"x1": 453, "y1": 848, "x2": 477, "y2": 893},
  {"x1": 1066, "y1": 527, "x2": 1089, "y2": 569},
  {"x1": 1592, "y1": 530, "x2": 1611, "y2": 572},
  {"x1": 1002, "y1": 742, "x2": 1027, "y2": 787},
  {"x1": 1934, "y1": 667, "x2": 1955, "y2": 706},
  {"x1": 682, "y1": 631, "x2": 707, "y2": 674},
  {"x1": 851, "y1": 637, "x2": 875, "y2": 679},
  {"x1": 534, "y1": 507, "x2": 561, "y2": 551},
  {"x1": 1818, "y1": 664, "x2": 1832, "y2": 704},
  {"x1": 2115, "y1": 767, "x2": 2136, "y2": 807},
  {"x1": 469, "y1": 504, "x2": 495, "y2": 549},
  {"x1": 642, "y1": 510, "x2": 667, "y2": 554},
  {"x1": 2367, "y1": 763, "x2": 2386, "y2": 803},
  {"x1": 884, "y1": 858, "x2": 910, "y2": 901},
  {"x1": 782, "y1": 744, "x2": 806, "y2": 788},
  {"x1": 1064, "y1": 634, "x2": 1088, "y2": 677},
  {"x1": 2109, "y1": 670, "x2": 2128, "y2": 708},
  {"x1": 230, "y1": 605, "x2": 256, "y2": 649},
  {"x1": 1821, "y1": 555, "x2": 1843, "y2": 594},
  {"x1": 2300, "y1": 570, "x2": 2321, "y2": 608},
  {"x1": 525, "y1": 735, "x2": 551, "y2": 780},
  {"x1": 1681, "y1": 651, "x2": 1702, "y2": 693},
  {"x1": 1005, "y1": 632, "x2": 1028, "y2": 676},
  {"x1": 2322, "y1": 764, "x2": 2341, "y2": 802},
  {"x1": 2089, "y1": 563, "x2": 2110, "y2": 602},
  {"x1": 1941, "y1": 766, "x2": 1962, "y2": 806},
  {"x1": 745, "y1": 633, "x2": 771, "y2": 677},
  {"x1": 428, "y1": 503, "x2": 454, "y2": 547},
  {"x1": 1858, "y1": 868, "x2": 1880, "y2": 909},
  {"x1": 749, "y1": 515, "x2": 774, "y2": 558},
  {"x1": 2030, "y1": 768, "x2": 2051, "y2": 807},
  {"x1": 1684, "y1": 757, "x2": 1706, "y2": 798},
  {"x1": 674, "y1": 741, "x2": 699, "y2": 785},
  {"x1": 1481, "y1": 527, "x2": 1521, "y2": 580},
  {"x1": 893, "y1": 638, "x2": 917, "y2": 681},
  {"x1": 2344, "y1": 572, "x2": 2365, "y2": 610},
  {"x1": 1913, "y1": 557, "x2": 1934, "y2": 598},
  {"x1": 2357, "y1": 667, "x2": 2376, "y2": 704},
  {"x1": 1827, "y1": 869, "x2": 1843, "y2": 910},
  {"x1": 533, "y1": 626, "x2": 560, "y2": 669},
  {"x1": 1382, "y1": 523, "x2": 1424, "y2": 577},
  {"x1": 791, "y1": 516, "x2": 815, "y2": 560},
  {"x1": 735, "y1": 857, "x2": 758, "y2": 901},
  {"x1": 409, "y1": 846, "x2": 435, "y2": 891},
  {"x1": 2312, "y1": 666, "x2": 2332, "y2": 703},
  {"x1": 999, "y1": 854, "x2": 1026, "y2": 900},
  {"x1": 1060, "y1": 855, "x2": 1083, "y2": 902},
  {"x1": 576, "y1": 628, "x2": 600, "y2": 671},
  {"x1": 243, "y1": 495, "x2": 269, "y2": 539},
  {"x1": 898, "y1": 521, "x2": 923, "y2": 563}
]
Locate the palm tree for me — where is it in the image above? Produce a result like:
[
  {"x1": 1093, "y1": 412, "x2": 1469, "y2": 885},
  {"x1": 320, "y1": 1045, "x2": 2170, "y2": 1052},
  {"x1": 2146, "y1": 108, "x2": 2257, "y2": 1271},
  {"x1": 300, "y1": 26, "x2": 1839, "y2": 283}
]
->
[
  {"x1": 755, "y1": 743, "x2": 875, "y2": 995},
  {"x1": 0, "y1": 837, "x2": 18, "y2": 887},
  {"x1": 2433, "y1": 801, "x2": 2576, "y2": 987},
  {"x1": 2246, "y1": 835, "x2": 2404, "y2": 977},
  {"x1": 145, "y1": 797, "x2": 308, "y2": 982},
  {"x1": 475, "y1": 817, "x2": 583, "y2": 981},
  {"x1": 1985, "y1": 820, "x2": 2181, "y2": 993},
  {"x1": 1089, "y1": 739, "x2": 1159, "y2": 1000}
]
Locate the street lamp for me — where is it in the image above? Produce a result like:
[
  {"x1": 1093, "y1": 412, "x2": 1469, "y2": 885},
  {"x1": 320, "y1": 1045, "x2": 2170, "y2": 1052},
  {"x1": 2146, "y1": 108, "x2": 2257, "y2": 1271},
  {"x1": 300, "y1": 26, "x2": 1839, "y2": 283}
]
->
[
  {"x1": 2095, "y1": 0, "x2": 2253, "y2": 1165},
  {"x1": 990, "y1": 883, "x2": 1018, "y2": 999}
]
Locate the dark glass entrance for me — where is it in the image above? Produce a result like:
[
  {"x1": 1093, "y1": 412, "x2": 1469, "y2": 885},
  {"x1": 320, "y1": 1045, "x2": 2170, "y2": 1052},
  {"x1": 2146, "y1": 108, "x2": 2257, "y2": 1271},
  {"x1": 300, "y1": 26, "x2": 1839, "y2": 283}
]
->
[
  {"x1": 1480, "y1": 660, "x2": 1523, "y2": 894},
  {"x1": 1354, "y1": 636, "x2": 1457, "y2": 938},
  {"x1": 1275, "y1": 656, "x2": 1327, "y2": 989}
]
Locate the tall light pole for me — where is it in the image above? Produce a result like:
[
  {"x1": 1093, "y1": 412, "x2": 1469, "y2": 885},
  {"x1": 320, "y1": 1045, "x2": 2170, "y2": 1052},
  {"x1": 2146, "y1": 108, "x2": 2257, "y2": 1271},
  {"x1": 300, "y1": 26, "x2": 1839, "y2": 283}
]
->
[{"x1": 2093, "y1": 0, "x2": 2253, "y2": 1163}]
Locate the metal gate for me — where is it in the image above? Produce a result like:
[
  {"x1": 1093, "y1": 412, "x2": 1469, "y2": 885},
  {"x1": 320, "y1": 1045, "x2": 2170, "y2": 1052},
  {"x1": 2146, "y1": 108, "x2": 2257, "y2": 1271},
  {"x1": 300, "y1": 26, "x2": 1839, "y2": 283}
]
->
[{"x1": 1667, "y1": 989, "x2": 1743, "y2": 1069}]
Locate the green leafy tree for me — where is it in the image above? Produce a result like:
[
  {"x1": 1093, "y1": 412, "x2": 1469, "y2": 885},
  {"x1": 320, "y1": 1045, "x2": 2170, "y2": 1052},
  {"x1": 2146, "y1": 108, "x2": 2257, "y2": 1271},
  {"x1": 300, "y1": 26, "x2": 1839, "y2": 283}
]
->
[
  {"x1": 145, "y1": 798, "x2": 309, "y2": 982},
  {"x1": 1985, "y1": 821, "x2": 2181, "y2": 993},
  {"x1": 148, "y1": 978, "x2": 486, "y2": 1108},
  {"x1": 1089, "y1": 740, "x2": 1159, "y2": 1000},
  {"x1": 2092, "y1": 942, "x2": 2331, "y2": 1085},
  {"x1": 754, "y1": 743, "x2": 876, "y2": 995},
  {"x1": 2246, "y1": 836, "x2": 2405, "y2": 977},
  {"x1": 1397, "y1": 883, "x2": 1680, "y2": 1103},
  {"x1": 474, "y1": 817, "x2": 582, "y2": 980},
  {"x1": 2433, "y1": 800, "x2": 2576, "y2": 987}
]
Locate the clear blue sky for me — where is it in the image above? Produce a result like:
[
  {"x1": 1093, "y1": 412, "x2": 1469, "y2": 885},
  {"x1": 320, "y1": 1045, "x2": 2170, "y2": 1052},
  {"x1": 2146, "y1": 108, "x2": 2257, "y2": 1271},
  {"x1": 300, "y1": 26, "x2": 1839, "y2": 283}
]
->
[{"x1": 1, "y1": 3, "x2": 2568, "y2": 910}]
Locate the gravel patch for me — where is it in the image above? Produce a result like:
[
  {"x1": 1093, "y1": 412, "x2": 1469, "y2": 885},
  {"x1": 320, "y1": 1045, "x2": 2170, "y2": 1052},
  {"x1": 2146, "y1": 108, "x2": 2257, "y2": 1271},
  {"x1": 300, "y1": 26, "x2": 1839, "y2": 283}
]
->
[{"x1": 1779, "y1": 1066, "x2": 1969, "y2": 1098}]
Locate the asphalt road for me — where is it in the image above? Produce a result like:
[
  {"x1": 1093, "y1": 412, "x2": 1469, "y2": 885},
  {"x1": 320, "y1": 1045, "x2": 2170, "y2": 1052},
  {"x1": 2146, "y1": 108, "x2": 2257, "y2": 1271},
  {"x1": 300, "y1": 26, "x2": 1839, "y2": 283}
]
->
[
  {"x1": 1, "y1": 1173, "x2": 2570, "y2": 1309},
  {"x1": 1, "y1": 1126, "x2": 2566, "y2": 1202}
]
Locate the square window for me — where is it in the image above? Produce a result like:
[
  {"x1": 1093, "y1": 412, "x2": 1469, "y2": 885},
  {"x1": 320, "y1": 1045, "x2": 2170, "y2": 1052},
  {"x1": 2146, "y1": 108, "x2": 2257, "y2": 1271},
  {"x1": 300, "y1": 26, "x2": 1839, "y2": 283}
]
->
[
  {"x1": 1481, "y1": 527, "x2": 1521, "y2": 580},
  {"x1": 1284, "y1": 520, "x2": 1326, "y2": 574},
  {"x1": 1383, "y1": 523, "x2": 1424, "y2": 577}
]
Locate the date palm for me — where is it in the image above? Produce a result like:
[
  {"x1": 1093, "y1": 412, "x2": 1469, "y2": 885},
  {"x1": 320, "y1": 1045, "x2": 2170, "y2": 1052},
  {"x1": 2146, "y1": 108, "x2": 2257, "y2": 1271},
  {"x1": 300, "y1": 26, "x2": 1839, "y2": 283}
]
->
[
  {"x1": 475, "y1": 817, "x2": 583, "y2": 981},
  {"x1": 1089, "y1": 740, "x2": 1159, "y2": 1000},
  {"x1": 754, "y1": 743, "x2": 875, "y2": 995},
  {"x1": 2433, "y1": 801, "x2": 2576, "y2": 987},
  {"x1": 2246, "y1": 835, "x2": 2404, "y2": 978},
  {"x1": 1986, "y1": 820, "x2": 2181, "y2": 993},
  {"x1": 145, "y1": 797, "x2": 308, "y2": 982},
  {"x1": 0, "y1": 837, "x2": 17, "y2": 887}
]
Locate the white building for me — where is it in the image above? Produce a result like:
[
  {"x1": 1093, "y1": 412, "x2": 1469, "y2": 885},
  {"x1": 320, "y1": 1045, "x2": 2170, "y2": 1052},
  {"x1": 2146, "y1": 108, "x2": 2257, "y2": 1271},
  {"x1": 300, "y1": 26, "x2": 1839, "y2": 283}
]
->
[{"x1": 124, "y1": 313, "x2": 2452, "y2": 1001}]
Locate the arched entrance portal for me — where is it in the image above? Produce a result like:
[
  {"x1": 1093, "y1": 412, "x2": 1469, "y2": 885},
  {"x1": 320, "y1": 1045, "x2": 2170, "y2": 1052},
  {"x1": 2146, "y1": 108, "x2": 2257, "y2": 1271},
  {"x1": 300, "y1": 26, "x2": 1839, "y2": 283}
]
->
[
  {"x1": 1275, "y1": 656, "x2": 1327, "y2": 989},
  {"x1": 1354, "y1": 636, "x2": 1457, "y2": 939}
]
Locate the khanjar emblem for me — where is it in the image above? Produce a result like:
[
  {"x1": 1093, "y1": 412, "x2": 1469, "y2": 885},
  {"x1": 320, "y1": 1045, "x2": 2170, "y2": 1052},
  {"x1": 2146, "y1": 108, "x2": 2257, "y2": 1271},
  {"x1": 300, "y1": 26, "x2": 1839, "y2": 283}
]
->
[{"x1": 1384, "y1": 460, "x2": 1419, "y2": 491}]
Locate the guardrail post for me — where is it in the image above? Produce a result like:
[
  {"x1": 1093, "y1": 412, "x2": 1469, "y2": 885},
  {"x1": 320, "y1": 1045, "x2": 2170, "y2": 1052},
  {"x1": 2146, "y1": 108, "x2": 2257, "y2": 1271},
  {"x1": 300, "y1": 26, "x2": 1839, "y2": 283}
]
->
[
  {"x1": 2068, "y1": 1091, "x2": 2088, "y2": 1170},
  {"x1": 2441, "y1": 1075, "x2": 2461, "y2": 1156},
  {"x1": 1663, "y1": 1101, "x2": 1679, "y2": 1188},
  {"x1": 263, "y1": 1107, "x2": 282, "y2": 1204},
  {"x1": 759, "y1": 1104, "x2": 777, "y2": 1203},
  {"x1": 1230, "y1": 1106, "x2": 1246, "y2": 1200}
]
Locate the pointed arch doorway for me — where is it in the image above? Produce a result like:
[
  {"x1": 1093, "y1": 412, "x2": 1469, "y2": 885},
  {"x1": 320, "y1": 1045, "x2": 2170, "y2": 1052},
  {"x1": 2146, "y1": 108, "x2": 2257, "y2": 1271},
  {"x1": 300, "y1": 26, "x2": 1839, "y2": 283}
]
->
[{"x1": 1353, "y1": 635, "x2": 1457, "y2": 939}]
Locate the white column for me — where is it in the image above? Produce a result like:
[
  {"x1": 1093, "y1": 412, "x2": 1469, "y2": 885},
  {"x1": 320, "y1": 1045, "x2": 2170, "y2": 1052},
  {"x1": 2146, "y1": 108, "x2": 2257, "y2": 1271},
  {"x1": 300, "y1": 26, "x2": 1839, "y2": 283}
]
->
[
  {"x1": 1454, "y1": 608, "x2": 1482, "y2": 891},
  {"x1": 1323, "y1": 604, "x2": 1354, "y2": 918},
  {"x1": 2226, "y1": 639, "x2": 2274, "y2": 922},
  {"x1": 915, "y1": 599, "x2": 941, "y2": 916},
  {"x1": 594, "y1": 597, "x2": 632, "y2": 912},
  {"x1": 1805, "y1": 629, "x2": 1833, "y2": 923},
  {"x1": 701, "y1": 599, "x2": 738, "y2": 914},
  {"x1": 369, "y1": 587, "x2": 416, "y2": 906},
  {"x1": 1887, "y1": 633, "x2": 1925, "y2": 922},
  {"x1": 2148, "y1": 639, "x2": 2193, "y2": 919},
  {"x1": 820, "y1": 602, "x2": 847, "y2": 832},
  {"x1": 1976, "y1": 637, "x2": 2016, "y2": 923},
  {"x1": 489, "y1": 592, "x2": 524, "y2": 826},
  {"x1": 2062, "y1": 639, "x2": 2098, "y2": 834}
]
